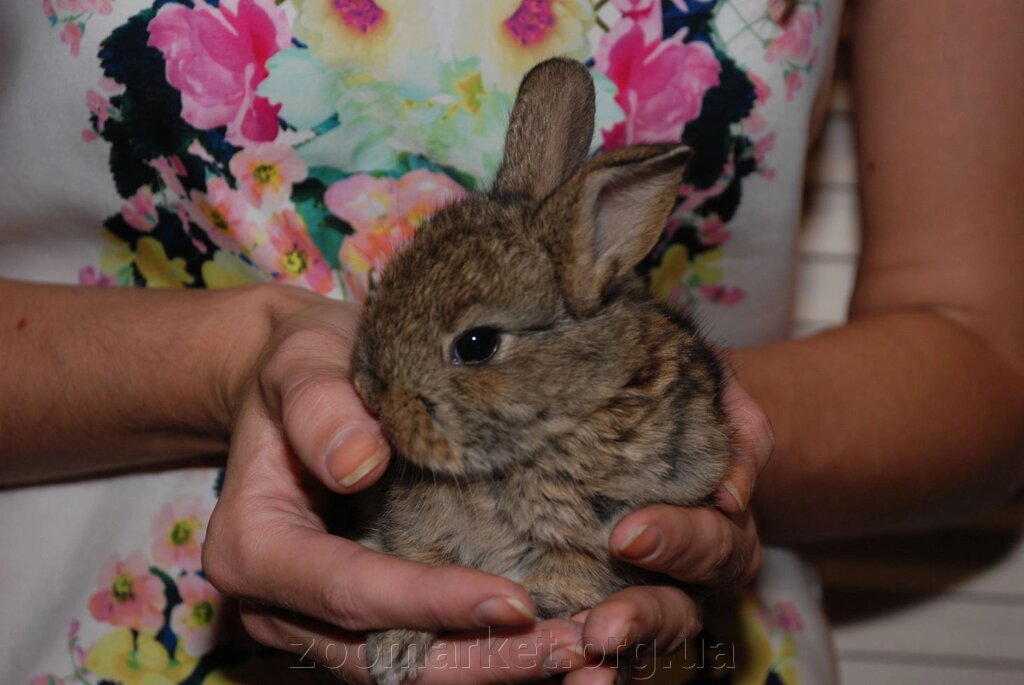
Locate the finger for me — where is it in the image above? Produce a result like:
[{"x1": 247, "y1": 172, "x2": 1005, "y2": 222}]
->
[
  {"x1": 580, "y1": 585, "x2": 702, "y2": 660},
  {"x1": 237, "y1": 606, "x2": 590, "y2": 684},
  {"x1": 263, "y1": 328, "x2": 391, "y2": 494},
  {"x1": 563, "y1": 665, "x2": 617, "y2": 685},
  {"x1": 207, "y1": 407, "x2": 536, "y2": 633},
  {"x1": 609, "y1": 505, "x2": 761, "y2": 587},
  {"x1": 239, "y1": 601, "x2": 373, "y2": 684},
  {"x1": 716, "y1": 378, "x2": 775, "y2": 514},
  {"x1": 568, "y1": 608, "x2": 620, "y2": 684},
  {"x1": 209, "y1": 508, "x2": 538, "y2": 633},
  {"x1": 417, "y1": 619, "x2": 587, "y2": 684}
]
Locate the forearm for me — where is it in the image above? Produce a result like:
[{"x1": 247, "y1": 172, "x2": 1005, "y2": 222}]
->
[
  {"x1": 0, "y1": 278, "x2": 281, "y2": 485},
  {"x1": 734, "y1": 309, "x2": 1024, "y2": 543}
]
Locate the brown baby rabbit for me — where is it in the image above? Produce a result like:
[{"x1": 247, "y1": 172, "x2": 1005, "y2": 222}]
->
[{"x1": 351, "y1": 57, "x2": 731, "y2": 685}]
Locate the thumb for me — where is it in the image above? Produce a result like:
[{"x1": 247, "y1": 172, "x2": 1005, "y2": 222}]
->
[{"x1": 278, "y1": 371, "x2": 391, "y2": 494}]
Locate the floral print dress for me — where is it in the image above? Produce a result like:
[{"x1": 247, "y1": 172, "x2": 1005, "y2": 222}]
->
[{"x1": 0, "y1": 1, "x2": 841, "y2": 683}]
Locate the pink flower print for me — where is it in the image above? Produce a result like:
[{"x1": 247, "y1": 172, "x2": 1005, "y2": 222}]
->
[
  {"x1": 699, "y1": 284, "x2": 745, "y2": 305},
  {"x1": 148, "y1": 0, "x2": 292, "y2": 146},
  {"x1": 454, "y1": 2, "x2": 594, "y2": 91},
  {"x1": 293, "y1": 0, "x2": 407, "y2": 74},
  {"x1": 744, "y1": 71, "x2": 772, "y2": 134},
  {"x1": 677, "y1": 159, "x2": 735, "y2": 214},
  {"x1": 775, "y1": 601, "x2": 805, "y2": 632},
  {"x1": 504, "y1": 0, "x2": 560, "y2": 47},
  {"x1": 610, "y1": 0, "x2": 661, "y2": 44},
  {"x1": 251, "y1": 209, "x2": 334, "y2": 293},
  {"x1": 187, "y1": 140, "x2": 217, "y2": 165},
  {"x1": 43, "y1": 0, "x2": 56, "y2": 24},
  {"x1": 30, "y1": 676, "x2": 68, "y2": 685},
  {"x1": 121, "y1": 187, "x2": 159, "y2": 232},
  {"x1": 765, "y1": 9, "x2": 815, "y2": 63},
  {"x1": 334, "y1": 0, "x2": 388, "y2": 33},
  {"x1": 325, "y1": 170, "x2": 466, "y2": 234},
  {"x1": 170, "y1": 575, "x2": 224, "y2": 656},
  {"x1": 86, "y1": 89, "x2": 114, "y2": 130},
  {"x1": 58, "y1": 0, "x2": 113, "y2": 13},
  {"x1": 88, "y1": 552, "x2": 166, "y2": 634},
  {"x1": 754, "y1": 131, "x2": 776, "y2": 168},
  {"x1": 98, "y1": 76, "x2": 123, "y2": 94},
  {"x1": 326, "y1": 170, "x2": 467, "y2": 301},
  {"x1": 597, "y1": 23, "x2": 720, "y2": 148},
  {"x1": 785, "y1": 69, "x2": 804, "y2": 100},
  {"x1": 151, "y1": 496, "x2": 208, "y2": 571},
  {"x1": 60, "y1": 21, "x2": 83, "y2": 57},
  {"x1": 228, "y1": 144, "x2": 308, "y2": 209},
  {"x1": 79, "y1": 266, "x2": 116, "y2": 286},
  {"x1": 187, "y1": 178, "x2": 253, "y2": 253},
  {"x1": 68, "y1": 618, "x2": 87, "y2": 670},
  {"x1": 750, "y1": 71, "x2": 772, "y2": 105},
  {"x1": 150, "y1": 156, "x2": 187, "y2": 198},
  {"x1": 341, "y1": 228, "x2": 414, "y2": 300},
  {"x1": 699, "y1": 216, "x2": 731, "y2": 247}
]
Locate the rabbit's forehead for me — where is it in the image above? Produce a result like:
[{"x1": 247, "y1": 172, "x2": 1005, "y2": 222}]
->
[
  {"x1": 379, "y1": 206, "x2": 556, "y2": 324},
  {"x1": 372, "y1": 240, "x2": 557, "y2": 331},
  {"x1": 360, "y1": 207, "x2": 562, "y2": 376}
]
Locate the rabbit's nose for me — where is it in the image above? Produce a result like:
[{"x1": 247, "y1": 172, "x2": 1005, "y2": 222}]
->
[
  {"x1": 380, "y1": 385, "x2": 421, "y2": 417},
  {"x1": 378, "y1": 386, "x2": 458, "y2": 470},
  {"x1": 352, "y1": 373, "x2": 381, "y2": 413}
]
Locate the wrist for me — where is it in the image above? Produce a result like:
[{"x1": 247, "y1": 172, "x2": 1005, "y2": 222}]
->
[
  {"x1": 210, "y1": 284, "x2": 326, "y2": 433},
  {"x1": 0, "y1": 281, "x2": 326, "y2": 483}
]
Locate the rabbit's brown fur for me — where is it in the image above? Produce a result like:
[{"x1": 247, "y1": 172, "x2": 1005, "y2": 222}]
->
[{"x1": 352, "y1": 58, "x2": 730, "y2": 685}]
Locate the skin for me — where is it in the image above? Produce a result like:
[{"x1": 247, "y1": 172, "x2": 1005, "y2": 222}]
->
[
  {"x1": 1, "y1": 0, "x2": 1022, "y2": 681},
  {"x1": 738, "y1": 0, "x2": 1024, "y2": 542},
  {"x1": 0, "y1": 279, "x2": 767, "y2": 684}
]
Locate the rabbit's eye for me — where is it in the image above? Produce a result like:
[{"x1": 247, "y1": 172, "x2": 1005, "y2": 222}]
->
[{"x1": 452, "y1": 327, "x2": 501, "y2": 365}]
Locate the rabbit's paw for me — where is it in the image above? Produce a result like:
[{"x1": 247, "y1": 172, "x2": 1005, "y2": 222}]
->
[{"x1": 367, "y1": 629, "x2": 435, "y2": 685}]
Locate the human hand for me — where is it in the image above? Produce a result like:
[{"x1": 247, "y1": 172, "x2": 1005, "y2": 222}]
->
[
  {"x1": 564, "y1": 376, "x2": 774, "y2": 684},
  {"x1": 203, "y1": 287, "x2": 588, "y2": 683}
]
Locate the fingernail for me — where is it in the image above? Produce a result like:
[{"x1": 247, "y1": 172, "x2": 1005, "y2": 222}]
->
[
  {"x1": 327, "y1": 428, "x2": 389, "y2": 488},
  {"x1": 723, "y1": 480, "x2": 747, "y2": 512},
  {"x1": 506, "y1": 597, "x2": 536, "y2": 621},
  {"x1": 619, "y1": 621, "x2": 639, "y2": 648},
  {"x1": 735, "y1": 446, "x2": 758, "y2": 491},
  {"x1": 473, "y1": 596, "x2": 536, "y2": 626},
  {"x1": 616, "y1": 525, "x2": 664, "y2": 561},
  {"x1": 543, "y1": 644, "x2": 587, "y2": 674}
]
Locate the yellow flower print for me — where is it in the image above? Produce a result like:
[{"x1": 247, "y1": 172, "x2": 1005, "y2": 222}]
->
[
  {"x1": 293, "y1": 0, "x2": 434, "y2": 80},
  {"x1": 691, "y1": 248, "x2": 725, "y2": 285},
  {"x1": 200, "y1": 250, "x2": 265, "y2": 289},
  {"x1": 443, "y1": 70, "x2": 486, "y2": 120},
  {"x1": 454, "y1": 0, "x2": 596, "y2": 91},
  {"x1": 650, "y1": 243, "x2": 690, "y2": 301},
  {"x1": 85, "y1": 629, "x2": 197, "y2": 685},
  {"x1": 135, "y1": 237, "x2": 195, "y2": 288},
  {"x1": 199, "y1": 651, "x2": 308, "y2": 684},
  {"x1": 631, "y1": 590, "x2": 805, "y2": 684},
  {"x1": 100, "y1": 229, "x2": 136, "y2": 286}
]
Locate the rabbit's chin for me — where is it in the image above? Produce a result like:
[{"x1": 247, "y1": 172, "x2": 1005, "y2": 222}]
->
[{"x1": 394, "y1": 439, "x2": 521, "y2": 481}]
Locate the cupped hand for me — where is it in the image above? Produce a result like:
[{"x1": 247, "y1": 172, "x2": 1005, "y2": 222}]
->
[
  {"x1": 203, "y1": 288, "x2": 581, "y2": 683},
  {"x1": 567, "y1": 375, "x2": 774, "y2": 684}
]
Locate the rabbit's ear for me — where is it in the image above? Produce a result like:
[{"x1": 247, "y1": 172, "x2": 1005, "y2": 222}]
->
[
  {"x1": 559, "y1": 145, "x2": 692, "y2": 313},
  {"x1": 493, "y1": 58, "x2": 596, "y2": 203}
]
